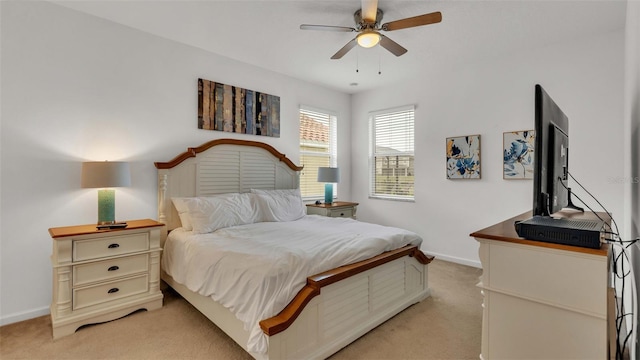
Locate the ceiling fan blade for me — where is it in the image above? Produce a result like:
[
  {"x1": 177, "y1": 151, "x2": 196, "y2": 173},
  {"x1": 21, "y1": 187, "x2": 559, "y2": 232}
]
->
[
  {"x1": 300, "y1": 24, "x2": 356, "y2": 32},
  {"x1": 381, "y1": 11, "x2": 442, "y2": 31},
  {"x1": 331, "y1": 38, "x2": 358, "y2": 59},
  {"x1": 379, "y1": 35, "x2": 407, "y2": 57},
  {"x1": 361, "y1": 0, "x2": 379, "y2": 23}
]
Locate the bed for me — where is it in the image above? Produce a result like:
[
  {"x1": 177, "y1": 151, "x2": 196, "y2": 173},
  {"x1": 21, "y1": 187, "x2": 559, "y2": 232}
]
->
[{"x1": 155, "y1": 138, "x2": 433, "y2": 360}]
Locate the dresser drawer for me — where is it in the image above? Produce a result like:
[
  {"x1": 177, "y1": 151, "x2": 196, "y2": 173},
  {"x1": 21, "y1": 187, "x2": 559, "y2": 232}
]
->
[
  {"x1": 73, "y1": 274, "x2": 149, "y2": 310},
  {"x1": 487, "y1": 242, "x2": 608, "y2": 316},
  {"x1": 73, "y1": 254, "x2": 149, "y2": 287},
  {"x1": 73, "y1": 233, "x2": 149, "y2": 261},
  {"x1": 329, "y1": 208, "x2": 354, "y2": 218}
]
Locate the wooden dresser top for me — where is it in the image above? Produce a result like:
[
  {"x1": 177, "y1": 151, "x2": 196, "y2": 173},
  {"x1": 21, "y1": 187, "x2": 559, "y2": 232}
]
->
[{"x1": 470, "y1": 210, "x2": 609, "y2": 256}]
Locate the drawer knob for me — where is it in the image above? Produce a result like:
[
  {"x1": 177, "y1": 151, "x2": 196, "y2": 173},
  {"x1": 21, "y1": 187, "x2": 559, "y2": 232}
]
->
[
  {"x1": 107, "y1": 243, "x2": 120, "y2": 249},
  {"x1": 340, "y1": 213, "x2": 345, "y2": 216},
  {"x1": 107, "y1": 288, "x2": 119, "y2": 294},
  {"x1": 107, "y1": 266, "x2": 119, "y2": 272}
]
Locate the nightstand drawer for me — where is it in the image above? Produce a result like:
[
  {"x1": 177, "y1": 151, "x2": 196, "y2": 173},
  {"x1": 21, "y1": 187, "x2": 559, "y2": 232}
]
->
[
  {"x1": 329, "y1": 208, "x2": 354, "y2": 218},
  {"x1": 73, "y1": 274, "x2": 149, "y2": 310},
  {"x1": 73, "y1": 254, "x2": 149, "y2": 287},
  {"x1": 73, "y1": 233, "x2": 149, "y2": 261}
]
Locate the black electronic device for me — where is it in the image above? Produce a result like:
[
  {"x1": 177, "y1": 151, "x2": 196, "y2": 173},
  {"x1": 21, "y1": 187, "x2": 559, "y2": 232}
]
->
[
  {"x1": 97, "y1": 222, "x2": 128, "y2": 230},
  {"x1": 515, "y1": 216, "x2": 604, "y2": 249}
]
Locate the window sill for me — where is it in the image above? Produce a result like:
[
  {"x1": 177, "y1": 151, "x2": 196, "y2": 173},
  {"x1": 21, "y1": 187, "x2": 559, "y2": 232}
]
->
[{"x1": 368, "y1": 195, "x2": 415, "y2": 203}]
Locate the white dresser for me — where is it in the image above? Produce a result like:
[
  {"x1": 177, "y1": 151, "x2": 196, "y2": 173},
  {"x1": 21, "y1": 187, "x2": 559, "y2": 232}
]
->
[
  {"x1": 471, "y1": 211, "x2": 614, "y2": 360},
  {"x1": 49, "y1": 219, "x2": 164, "y2": 338}
]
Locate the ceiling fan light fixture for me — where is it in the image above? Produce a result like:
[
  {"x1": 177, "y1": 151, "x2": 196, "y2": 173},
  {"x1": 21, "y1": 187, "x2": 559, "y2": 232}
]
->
[{"x1": 356, "y1": 31, "x2": 381, "y2": 48}]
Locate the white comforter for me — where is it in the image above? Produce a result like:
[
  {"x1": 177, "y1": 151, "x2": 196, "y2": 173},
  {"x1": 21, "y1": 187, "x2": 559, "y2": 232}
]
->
[{"x1": 162, "y1": 215, "x2": 423, "y2": 354}]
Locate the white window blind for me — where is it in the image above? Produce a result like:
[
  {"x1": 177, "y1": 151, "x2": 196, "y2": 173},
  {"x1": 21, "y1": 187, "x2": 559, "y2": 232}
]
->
[
  {"x1": 369, "y1": 105, "x2": 415, "y2": 200},
  {"x1": 299, "y1": 106, "x2": 337, "y2": 199}
]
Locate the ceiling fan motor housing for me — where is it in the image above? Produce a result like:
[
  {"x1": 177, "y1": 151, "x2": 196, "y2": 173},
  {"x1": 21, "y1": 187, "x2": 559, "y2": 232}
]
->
[{"x1": 354, "y1": 9, "x2": 383, "y2": 30}]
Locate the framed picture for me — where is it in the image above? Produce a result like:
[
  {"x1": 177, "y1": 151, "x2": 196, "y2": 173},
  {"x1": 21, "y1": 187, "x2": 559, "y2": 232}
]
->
[
  {"x1": 446, "y1": 134, "x2": 481, "y2": 179},
  {"x1": 197, "y1": 78, "x2": 280, "y2": 137},
  {"x1": 503, "y1": 130, "x2": 535, "y2": 179}
]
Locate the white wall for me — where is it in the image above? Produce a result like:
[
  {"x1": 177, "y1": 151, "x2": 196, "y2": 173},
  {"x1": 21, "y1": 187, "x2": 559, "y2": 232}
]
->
[
  {"x1": 0, "y1": 1, "x2": 351, "y2": 324},
  {"x1": 351, "y1": 30, "x2": 625, "y2": 267},
  {"x1": 624, "y1": 1, "x2": 640, "y2": 357}
]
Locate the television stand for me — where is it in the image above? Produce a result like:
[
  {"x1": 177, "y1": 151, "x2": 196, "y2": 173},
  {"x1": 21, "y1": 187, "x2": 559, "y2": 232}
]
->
[{"x1": 565, "y1": 187, "x2": 584, "y2": 212}]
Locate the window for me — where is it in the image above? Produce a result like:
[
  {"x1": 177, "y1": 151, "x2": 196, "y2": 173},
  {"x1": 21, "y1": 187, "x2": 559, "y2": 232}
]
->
[
  {"x1": 369, "y1": 105, "x2": 415, "y2": 200},
  {"x1": 299, "y1": 106, "x2": 337, "y2": 199}
]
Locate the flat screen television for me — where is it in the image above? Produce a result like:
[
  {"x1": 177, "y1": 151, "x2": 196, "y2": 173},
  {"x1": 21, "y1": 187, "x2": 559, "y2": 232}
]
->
[
  {"x1": 532, "y1": 84, "x2": 581, "y2": 216},
  {"x1": 517, "y1": 85, "x2": 600, "y2": 248}
]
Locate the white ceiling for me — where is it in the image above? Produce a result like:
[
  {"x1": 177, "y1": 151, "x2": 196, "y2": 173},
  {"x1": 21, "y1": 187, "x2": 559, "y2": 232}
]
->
[{"x1": 53, "y1": 0, "x2": 627, "y2": 94}]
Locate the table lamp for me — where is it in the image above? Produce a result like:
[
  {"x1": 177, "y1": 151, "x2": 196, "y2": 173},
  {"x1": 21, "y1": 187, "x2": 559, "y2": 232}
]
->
[
  {"x1": 317, "y1": 167, "x2": 340, "y2": 204},
  {"x1": 81, "y1": 161, "x2": 131, "y2": 225}
]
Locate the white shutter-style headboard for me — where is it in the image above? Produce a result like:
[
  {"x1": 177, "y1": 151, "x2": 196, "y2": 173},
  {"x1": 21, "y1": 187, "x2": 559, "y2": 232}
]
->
[{"x1": 155, "y1": 139, "x2": 302, "y2": 231}]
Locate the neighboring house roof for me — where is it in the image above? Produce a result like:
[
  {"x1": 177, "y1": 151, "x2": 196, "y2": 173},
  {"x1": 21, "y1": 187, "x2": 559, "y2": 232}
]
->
[{"x1": 300, "y1": 115, "x2": 328, "y2": 144}]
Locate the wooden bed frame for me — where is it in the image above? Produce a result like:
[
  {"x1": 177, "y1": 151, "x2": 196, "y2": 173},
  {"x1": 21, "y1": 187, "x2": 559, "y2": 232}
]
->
[{"x1": 155, "y1": 138, "x2": 433, "y2": 360}]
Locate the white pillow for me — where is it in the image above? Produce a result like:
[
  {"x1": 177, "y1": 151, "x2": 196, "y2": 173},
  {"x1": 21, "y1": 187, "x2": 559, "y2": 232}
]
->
[
  {"x1": 183, "y1": 193, "x2": 261, "y2": 234},
  {"x1": 171, "y1": 197, "x2": 193, "y2": 231},
  {"x1": 251, "y1": 188, "x2": 305, "y2": 222}
]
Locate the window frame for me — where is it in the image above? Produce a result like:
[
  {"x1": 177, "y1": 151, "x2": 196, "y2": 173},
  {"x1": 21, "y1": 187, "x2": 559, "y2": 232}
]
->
[
  {"x1": 299, "y1": 105, "x2": 338, "y2": 201},
  {"x1": 369, "y1": 105, "x2": 415, "y2": 202}
]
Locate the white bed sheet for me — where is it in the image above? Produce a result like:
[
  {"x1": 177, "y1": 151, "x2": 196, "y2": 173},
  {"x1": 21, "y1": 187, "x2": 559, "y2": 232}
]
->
[{"x1": 162, "y1": 215, "x2": 423, "y2": 354}]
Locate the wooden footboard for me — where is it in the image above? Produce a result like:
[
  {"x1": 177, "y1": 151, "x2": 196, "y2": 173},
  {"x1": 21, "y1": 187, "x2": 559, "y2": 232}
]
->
[{"x1": 163, "y1": 245, "x2": 433, "y2": 360}]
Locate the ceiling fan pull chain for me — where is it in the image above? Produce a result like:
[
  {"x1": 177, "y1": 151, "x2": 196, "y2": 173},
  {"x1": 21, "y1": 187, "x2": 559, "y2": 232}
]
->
[
  {"x1": 378, "y1": 49, "x2": 382, "y2": 75},
  {"x1": 356, "y1": 49, "x2": 359, "y2": 73}
]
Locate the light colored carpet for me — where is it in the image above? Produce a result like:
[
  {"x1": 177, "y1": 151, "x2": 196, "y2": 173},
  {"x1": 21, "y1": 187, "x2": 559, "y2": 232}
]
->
[{"x1": 0, "y1": 259, "x2": 482, "y2": 360}]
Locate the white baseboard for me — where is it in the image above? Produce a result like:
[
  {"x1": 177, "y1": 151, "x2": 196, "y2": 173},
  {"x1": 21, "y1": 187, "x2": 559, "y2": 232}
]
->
[
  {"x1": 425, "y1": 251, "x2": 482, "y2": 269},
  {"x1": 0, "y1": 306, "x2": 50, "y2": 326}
]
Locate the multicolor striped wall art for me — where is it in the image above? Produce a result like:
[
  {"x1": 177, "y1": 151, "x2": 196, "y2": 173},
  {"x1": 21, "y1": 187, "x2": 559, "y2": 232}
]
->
[{"x1": 198, "y1": 78, "x2": 280, "y2": 137}]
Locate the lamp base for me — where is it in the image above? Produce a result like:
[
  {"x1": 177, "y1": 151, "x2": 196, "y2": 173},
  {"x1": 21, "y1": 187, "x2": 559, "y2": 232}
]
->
[
  {"x1": 97, "y1": 189, "x2": 116, "y2": 225},
  {"x1": 324, "y1": 183, "x2": 334, "y2": 204},
  {"x1": 98, "y1": 221, "x2": 117, "y2": 225}
]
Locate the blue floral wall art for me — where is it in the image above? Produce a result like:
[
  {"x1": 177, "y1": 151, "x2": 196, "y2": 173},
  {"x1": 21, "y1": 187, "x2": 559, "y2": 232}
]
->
[
  {"x1": 503, "y1": 130, "x2": 535, "y2": 179},
  {"x1": 446, "y1": 134, "x2": 481, "y2": 179}
]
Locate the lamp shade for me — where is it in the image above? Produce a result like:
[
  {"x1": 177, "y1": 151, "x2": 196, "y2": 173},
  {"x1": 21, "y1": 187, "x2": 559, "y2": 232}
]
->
[
  {"x1": 317, "y1": 167, "x2": 340, "y2": 183},
  {"x1": 81, "y1": 161, "x2": 131, "y2": 188}
]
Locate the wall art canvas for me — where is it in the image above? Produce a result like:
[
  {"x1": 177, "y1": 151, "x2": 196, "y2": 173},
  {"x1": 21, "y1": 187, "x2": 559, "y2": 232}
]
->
[
  {"x1": 446, "y1": 134, "x2": 481, "y2": 179},
  {"x1": 198, "y1": 78, "x2": 280, "y2": 137},
  {"x1": 503, "y1": 130, "x2": 535, "y2": 179}
]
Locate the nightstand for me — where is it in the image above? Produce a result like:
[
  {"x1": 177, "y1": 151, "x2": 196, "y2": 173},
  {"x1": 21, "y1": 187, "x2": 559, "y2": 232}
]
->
[
  {"x1": 306, "y1": 201, "x2": 359, "y2": 219},
  {"x1": 49, "y1": 219, "x2": 164, "y2": 339}
]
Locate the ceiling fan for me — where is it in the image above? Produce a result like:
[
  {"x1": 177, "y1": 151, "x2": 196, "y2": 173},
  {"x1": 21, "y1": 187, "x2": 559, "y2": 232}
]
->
[{"x1": 300, "y1": 0, "x2": 442, "y2": 59}]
